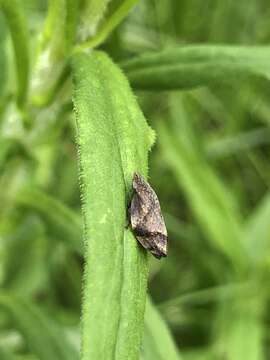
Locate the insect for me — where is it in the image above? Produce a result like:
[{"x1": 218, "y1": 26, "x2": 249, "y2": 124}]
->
[{"x1": 129, "y1": 172, "x2": 168, "y2": 259}]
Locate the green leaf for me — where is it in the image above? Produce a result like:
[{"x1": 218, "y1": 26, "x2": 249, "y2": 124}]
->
[
  {"x1": 0, "y1": 0, "x2": 29, "y2": 107},
  {"x1": 0, "y1": 349, "x2": 17, "y2": 360},
  {"x1": 206, "y1": 128, "x2": 270, "y2": 159},
  {"x1": 74, "y1": 0, "x2": 138, "y2": 52},
  {"x1": 39, "y1": 0, "x2": 79, "y2": 55},
  {"x1": 32, "y1": 0, "x2": 78, "y2": 107},
  {"x1": 213, "y1": 298, "x2": 264, "y2": 360},
  {"x1": 122, "y1": 45, "x2": 270, "y2": 91},
  {"x1": 158, "y1": 93, "x2": 246, "y2": 270},
  {"x1": 3, "y1": 215, "x2": 47, "y2": 297},
  {"x1": 79, "y1": 0, "x2": 112, "y2": 39},
  {"x1": 0, "y1": 294, "x2": 79, "y2": 360},
  {"x1": 245, "y1": 193, "x2": 270, "y2": 263},
  {"x1": 65, "y1": 0, "x2": 79, "y2": 53},
  {"x1": 159, "y1": 283, "x2": 251, "y2": 309},
  {"x1": 0, "y1": 13, "x2": 7, "y2": 98},
  {"x1": 72, "y1": 51, "x2": 155, "y2": 359},
  {"x1": 16, "y1": 187, "x2": 83, "y2": 254},
  {"x1": 142, "y1": 296, "x2": 181, "y2": 360},
  {"x1": 182, "y1": 350, "x2": 214, "y2": 360},
  {"x1": 226, "y1": 314, "x2": 263, "y2": 360},
  {"x1": 39, "y1": 0, "x2": 63, "y2": 50}
]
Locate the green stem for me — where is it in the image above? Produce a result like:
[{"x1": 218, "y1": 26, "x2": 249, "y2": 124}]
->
[{"x1": 73, "y1": 0, "x2": 138, "y2": 53}]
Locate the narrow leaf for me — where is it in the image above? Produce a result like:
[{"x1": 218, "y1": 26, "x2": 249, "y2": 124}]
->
[
  {"x1": 142, "y1": 297, "x2": 181, "y2": 360},
  {"x1": 39, "y1": 0, "x2": 78, "y2": 56},
  {"x1": 74, "y1": 0, "x2": 138, "y2": 52},
  {"x1": 17, "y1": 187, "x2": 83, "y2": 253},
  {"x1": 122, "y1": 45, "x2": 270, "y2": 91},
  {"x1": 158, "y1": 94, "x2": 246, "y2": 269},
  {"x1": 0, "y1": 0, "x2": 29, "y2": 107},
  {"x1": 39, "y1": 0, "x2": 64, "y2": 50},
  {"x1": 245, "y1": 192, "x2": 270, "y2": 262},
  {"x1": 0, "y1": 294, "x2": 79, "y2": 360},
  {"x1": 72, "y1": 51, "x2": 155, "y2": 359},
  {"x1": 0, "y1": 13, "x2": 7, "y2": 97},
  {"x1": 65, "y1": 0, "x2": 79, "y2": 53},
  {"x1": 79, "y1": 0, "x2": 112, "y2": 39},
  {"x1": 214, "y1": 299, "x2": 264, "y2": 360},
  {"x1": 226, "y1": 313, "x2": 263, "y2": 360}
]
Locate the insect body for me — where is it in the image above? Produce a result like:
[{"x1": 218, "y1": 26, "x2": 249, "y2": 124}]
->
[{"x1": 129, "y1": 173, "x2": 168, "y2": 259}]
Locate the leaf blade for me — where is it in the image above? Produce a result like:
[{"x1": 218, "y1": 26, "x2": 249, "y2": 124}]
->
[
  {"x1": 72, "y1": 51, "x2": 154, "y2": 359},
  {"x1": 123, "y1": 45, "x2": 270, "y2": 91},
  {"x1": 74, "y1": 0, "x2": 138, "y2": 52},
  {"x1": 0, "y1": 294, "x2": 79, "y2": 360},
  {"x1": 0, "y1": 0, "x2": 29, "y2": 107},
  {"x1": 142, "y1": 297, "x2": 181, "y2": 360},
  {"x1": 158, "y1": 93, "x2": 246, "y2": 269}
]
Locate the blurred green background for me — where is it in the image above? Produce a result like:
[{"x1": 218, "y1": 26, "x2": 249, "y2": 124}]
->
[{"x1": 1, "y1": 0, "x2": 270, "y2": 359}]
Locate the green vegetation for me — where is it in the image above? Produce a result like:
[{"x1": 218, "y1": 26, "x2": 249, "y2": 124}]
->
[{"x1": 0, "y1": 1, "x2": 270, "y2": 359}]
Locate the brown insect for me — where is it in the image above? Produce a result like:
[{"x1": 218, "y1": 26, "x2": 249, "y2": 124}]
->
[{"x1": 129, "y1": 173, "x2": 168, "y2": 259}]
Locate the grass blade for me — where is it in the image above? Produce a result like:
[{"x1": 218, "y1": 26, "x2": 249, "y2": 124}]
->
[
  {"x1": 245, "y1": 192, "x2": 270, "y2": 263},
  {"x1": 142, "y1": 296, "x2": 181, "y2": 360},
  {"x1": 17, "y1": 187, "x2": 83, "y2": 253},
  {"x1": 72, "y1": 51, "x2": 155, "y2": 359},
  {"x1": 213, "y1": 298, "x2": 264, "y2": 360},
  {"x1": 0, "y1": 293, "x2": 79, "y2": 360},
  {"x1": 158, "y1": 94, "x2": 246, "y2": 270}
]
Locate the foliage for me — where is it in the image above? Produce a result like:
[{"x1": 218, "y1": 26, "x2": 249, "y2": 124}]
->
[{"x1": 0, "y1": 0, "x2": 270, "y2": 359}]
